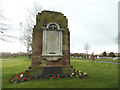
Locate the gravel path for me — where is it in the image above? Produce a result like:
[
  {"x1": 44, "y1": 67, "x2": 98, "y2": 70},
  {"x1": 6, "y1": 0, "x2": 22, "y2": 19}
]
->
[{"x1": 80, "y1": 60, "x2": 120, "y2": 64}]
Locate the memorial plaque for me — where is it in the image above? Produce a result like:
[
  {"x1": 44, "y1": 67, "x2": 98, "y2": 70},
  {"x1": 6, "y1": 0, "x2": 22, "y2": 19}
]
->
[
  {"x1": 46, "y1": 31, "x2": 59, "y2": 53},
  {"x1": 43, "y1": 67, "x2": 62, "y2": 75}
]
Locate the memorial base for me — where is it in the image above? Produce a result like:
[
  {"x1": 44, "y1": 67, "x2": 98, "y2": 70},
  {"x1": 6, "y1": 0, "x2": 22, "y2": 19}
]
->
[{"x1": 25, "y1": 65, "x2": 75, "y2": 78}]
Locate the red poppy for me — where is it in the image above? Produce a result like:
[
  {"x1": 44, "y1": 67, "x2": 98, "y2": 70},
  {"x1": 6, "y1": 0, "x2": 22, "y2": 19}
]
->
[
  {"x1": 12, "y1": 77, "x2": 14, "y2": 79},
  {"x1": 24, "y1": 77, "x2": 27, "y2": 80},
  {"x1": 22, "y1": 77, "x2": 27, "y2": 80},
  {"x1": 15, "y1": 74, "x2": 18, "y2": 77},
  {"x1": 51, "y1": 76, "x2": 54, "y2": 78},
  {"x1": 24, "y1": 74, "x2": 27, "y2": 77},
  {"x1": 17, "y1": 77, "x2": 20, "y2": 80},
  {"x1": 57, "y1": 75, "x2": 60, "y2": 77},
  {"x1": 21, "y1": 72, "x2": 24, "y2": 74},
  {"x1": 55, "y1": 76, "x2": 57, "y2": 79},
  {"x1": 67, "y1": 73, "x2": 69, "y2": 76}
]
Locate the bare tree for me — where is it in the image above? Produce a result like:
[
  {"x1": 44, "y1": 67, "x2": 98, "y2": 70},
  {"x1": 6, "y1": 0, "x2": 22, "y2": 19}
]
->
[
  {"x1": 113, "y1": 33, "x2": 120, "y2": 44},
  {"x1": 0, "y1": 8, "x2": 13, "y2": 42},
  {"x1": 117, "y1": 32, "x2": 120, "y2": 54},
  {"x1": 21, "y1": 2, "x2": 42, "y2": 54},
  {"x1": 83, "y1": 43, "x2": 91, "y2": 58},
  {"x1": 113, "y1": 32, "x2": 120, "y2": 54}
]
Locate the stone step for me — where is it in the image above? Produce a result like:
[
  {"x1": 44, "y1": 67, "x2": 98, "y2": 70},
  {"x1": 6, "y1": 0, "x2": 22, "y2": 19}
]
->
[{"x1": 28, "y1": 65, "x2": 73, "y2": 69}]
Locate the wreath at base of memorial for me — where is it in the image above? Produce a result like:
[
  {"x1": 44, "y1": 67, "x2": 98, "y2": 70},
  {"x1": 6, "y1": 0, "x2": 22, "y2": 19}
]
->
[
  {"x1": 9, "y1": 70, "x2": 88, "y2": 84},
  {"x1": 9, "y1": 72, "x2": 30, "y2": 84}
]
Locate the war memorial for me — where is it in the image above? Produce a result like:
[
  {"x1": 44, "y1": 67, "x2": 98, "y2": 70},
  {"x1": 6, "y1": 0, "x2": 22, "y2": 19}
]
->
[{"x1": 26, "y1": 10, "x2": 75, "y2": 77}]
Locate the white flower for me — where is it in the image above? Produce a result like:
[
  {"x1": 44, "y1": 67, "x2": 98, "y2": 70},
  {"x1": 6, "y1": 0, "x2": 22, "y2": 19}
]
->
[
  {"x1": 79, "y1": 71, "x2": 81, "y2": 73},
  {"x1": 20, "y1": 74, "x2": 23, "y2": 77},
  {"x1": 72, "y1": 73, "x2": 74, "y2": 75},
  {"x1": 84, "y1": 73, "x2": 86, "y2": 75},
  {"x1": 79, "y1": 73, "x2": 81, "y2": 75}
]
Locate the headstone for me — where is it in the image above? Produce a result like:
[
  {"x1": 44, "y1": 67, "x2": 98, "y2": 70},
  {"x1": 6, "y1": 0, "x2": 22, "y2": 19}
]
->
[
  {"x1": 97, "y1": 55, "x2": 100, "y2": 59},
  {"x1": 26, "y1": 10, "x2": 74, "y2": 77}
]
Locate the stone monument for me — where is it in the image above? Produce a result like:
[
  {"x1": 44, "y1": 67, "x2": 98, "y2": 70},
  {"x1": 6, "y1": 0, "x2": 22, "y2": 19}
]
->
[{"x1": 26, "y1": 10, "x2": 74, "y2": 77}]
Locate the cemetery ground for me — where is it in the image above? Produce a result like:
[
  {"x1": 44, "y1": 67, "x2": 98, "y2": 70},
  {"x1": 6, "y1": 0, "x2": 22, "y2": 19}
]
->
[
  {"x1": 72, "y1": 58, "x2": 120, "y2": 63},
  {"x1": 2, "y1": 57, "x2": 118, "y2": 88}
]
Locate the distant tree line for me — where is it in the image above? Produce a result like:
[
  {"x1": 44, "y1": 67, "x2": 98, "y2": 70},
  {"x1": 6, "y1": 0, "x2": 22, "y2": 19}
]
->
[
  {"x1": 1, "y1": 51, "x2": 119, "y2": 60},
  {"x1": 102, "y1": 51, "x2": 116, "y2": 58},
  {"x1": 0, "y1": 52, "x2": 28, "y2": 58},
  {"x1": 70, "y1": 52, "x2": 120, "y2": 59}
]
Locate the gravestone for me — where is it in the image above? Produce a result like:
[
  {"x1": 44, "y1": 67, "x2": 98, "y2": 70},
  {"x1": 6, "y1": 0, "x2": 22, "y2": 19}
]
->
[{"x1": 26, "y1": 10, "x2": 74, "y2": 77}]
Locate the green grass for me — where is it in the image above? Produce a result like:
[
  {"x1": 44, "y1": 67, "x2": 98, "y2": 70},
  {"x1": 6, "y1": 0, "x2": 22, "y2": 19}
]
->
[
  {"x1": 2, "y1": 57, "x2": 118, "y2": 88},
  {"x1": 72, "y1": 58, "x2": 120, "y2": 63}
]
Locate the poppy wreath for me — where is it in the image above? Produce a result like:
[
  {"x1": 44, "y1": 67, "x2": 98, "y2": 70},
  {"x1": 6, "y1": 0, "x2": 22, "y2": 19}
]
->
[
  {"x1": 32, "y1": 70, "x2": 88, "y2": 79},
  {"x1": 9, "y1": 72, "x2": 30, "y2": 84},
  {"x1": 9, "y1": 70, "x2": 88, "y2": 84}
]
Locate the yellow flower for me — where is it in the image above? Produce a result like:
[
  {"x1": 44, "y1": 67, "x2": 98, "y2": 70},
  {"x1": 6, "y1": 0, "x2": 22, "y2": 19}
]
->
[
  {"x1": 75, "y1": 70, "x2": 77, "y2": 72},
  {"x1": 76, "y1": 75, "x2": 78, "y2": 77}
]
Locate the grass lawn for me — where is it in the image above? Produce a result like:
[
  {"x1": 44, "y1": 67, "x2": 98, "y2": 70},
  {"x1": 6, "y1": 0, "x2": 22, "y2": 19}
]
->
[
  {"x1": 72, "y1": 58, "x2": 120, "y2": 63},
  {"x1": 2, "y1": 57, "x2": 118, "y2": 88}
]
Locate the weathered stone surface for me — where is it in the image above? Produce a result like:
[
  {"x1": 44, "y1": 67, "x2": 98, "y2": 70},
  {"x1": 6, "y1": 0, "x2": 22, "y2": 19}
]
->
[{"x1": 26, "y1": 10, "x2": 74, "y2": 76}]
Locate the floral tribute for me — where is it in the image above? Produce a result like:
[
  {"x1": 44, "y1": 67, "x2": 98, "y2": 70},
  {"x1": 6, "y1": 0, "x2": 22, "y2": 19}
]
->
[
  {"x1": 9, "y1": 72, "x2": 30, "y2": 84},
  {"x1": 9, "y1": 70, "x2": 88, "y2": 84}
]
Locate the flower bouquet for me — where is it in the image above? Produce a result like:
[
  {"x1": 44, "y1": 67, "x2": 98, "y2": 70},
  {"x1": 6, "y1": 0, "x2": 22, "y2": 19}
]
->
[
  {"x1": 9, "y1": 72, "x2": 30, "y2": 84},
  {"x1": 9, "y1": 70, "x2": 88, "y2": 84}
]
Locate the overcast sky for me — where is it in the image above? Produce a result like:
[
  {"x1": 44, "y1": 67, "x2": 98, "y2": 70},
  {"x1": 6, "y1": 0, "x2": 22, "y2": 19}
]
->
[{"x1": 0, "y1": 0, "x2": 119, "y2": 54}]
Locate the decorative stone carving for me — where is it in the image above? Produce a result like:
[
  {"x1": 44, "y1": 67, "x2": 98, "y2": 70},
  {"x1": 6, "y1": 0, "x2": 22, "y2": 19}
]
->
[{"x1": 41, "y1": 54, "x2": 63, "y2": 61}]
